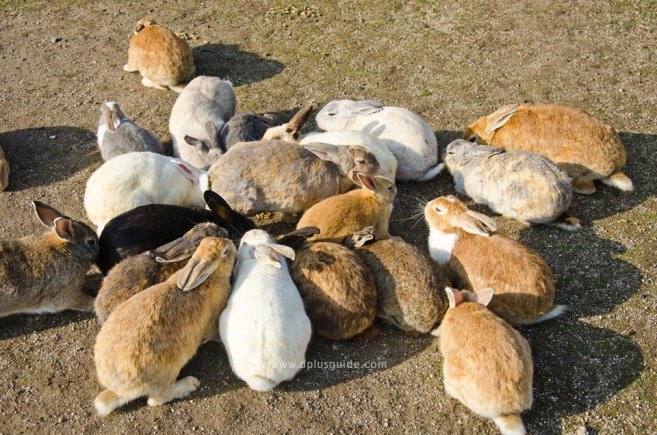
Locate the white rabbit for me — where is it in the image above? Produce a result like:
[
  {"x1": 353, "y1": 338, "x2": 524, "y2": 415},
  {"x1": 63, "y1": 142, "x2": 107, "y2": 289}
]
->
[
  {"x1": 299, "y1": 130, "x2": 397, "y2": 180},
  {"x1": 84, "y1": 151, "x2": 208, "y2": 235},
  {"x1": 169, "y1": 76, "x2": 237, "y2": 169},
  {"x1": 315, "y1": 99, "x2": 442, "y2": 181},
  {"x1": 219, "y1": 229, "x2": 311, "y2": 392}
]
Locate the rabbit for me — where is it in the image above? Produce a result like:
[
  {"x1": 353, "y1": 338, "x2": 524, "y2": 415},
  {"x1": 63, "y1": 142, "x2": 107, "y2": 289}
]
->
[
  {"x1": 259, "y1": 104, "x2": 316, "y2": 142},
  {"x1": 95, "y1": 222, "x2": 228, "y2": 324},
  {"x1": 296, "y1": 173, "x2": 397, "y2": 243},
  {"x1": 424, "y1": 195, "x2": 567, "y2": 326},
  {"x1": 207, "y1": 141, "x2": 379, "y2": 221},
  {"x1": 219, "y1": 112, "x2": 277, "y2": 150},
  {"x1": 315, "y1": 99, "x2": 443, "y2": 182},
  {"x1": 94, "y1": 237, "x2": 236, "y2": 417},
  {"x1": 276, "y1": 227, "x2": 377, "y2": 340},
  {"x1": 219, "y1": 229, "x2": 311, "y2": 392},
  {"x1": 0, "y1": 201, "x2": 99, "y2": 317},
  {"x1": 169, "y1": 76, "x2": 237, "y2": 169},
  {"x1": 343, "y1": 226, "x2": 450, "y2": 335},
  {"x1": 97, "y1": 101, "x2": 164, "y2": 161},
  {"x1": 84, "y1": 151, "x2": 209, "y2": 235},
  {"x1": 463, "y1": 103, "x2": 633, "y2": 194},
  {"x1": 96, "y1": 190, "x2": 254, "y2": 274},
  {"x1": 443, "y1": 139, "x2": 580, "y2": 231},
  {"x1": 123, "y1": 18, "x2": 195, "y2": 93},
  {"x1": 0, "y1": 143, "x2": 9, "y2": 191},
  {"x1": 299, "y1": 130, "x2": 397, "y2": 180},
  {"x1": 440, "y1": 287, "x2": 533, "y2": 435}
]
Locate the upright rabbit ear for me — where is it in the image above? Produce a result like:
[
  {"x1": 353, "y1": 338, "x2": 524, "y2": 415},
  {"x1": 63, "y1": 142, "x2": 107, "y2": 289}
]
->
[
  {"x1": 356, "y1": 173, "x2": 377, "y2": 192},
  {"x1": 204, "y1": 121, "x2": 225, "y2": 153},
  {"x1": 53, "y1": 217, "x2": 75, "y2": 242},
  {"x1": 204, "y1": 190, "x2": 232, "y2": 223},
  {"x1": 177, "y1": 257, "x2": 218, "y2": 292},
  {"x1": 170, "y1": 158, "x2": 200, "y2": 184},
  {"x1": 353, "y1": 100, "x2": 384, "y2": 117},
  {"x1": 254, "y1": 245, "x2": 283, "y2": 268},
  {"x1": 148, "y1": 237, "x2": 196, "y2": 263},
  {"x1": 486, "y1": 104, "x2": 519, "y2": 135},
  {"x1": 465, "y1": 288, "x2": 494, "y2": 307},
  {"x1": 444, "y1": 287, "x2": 464, "y2": 308},
  {"x1": 465, "y1": 210, "x2": 498, "y2": 232},
  {"x1": 275, "y1": 227, "x2": 320, "y2": 250},
  {"x1": 448, "y1": 214, "x2": 493, "y2": 237},
  {"x1": 33, "y1": 201, "x2": 64, "y2": 228},
  {"x1": 287, "y1": 104, "x2": 315, "y2": 132}
]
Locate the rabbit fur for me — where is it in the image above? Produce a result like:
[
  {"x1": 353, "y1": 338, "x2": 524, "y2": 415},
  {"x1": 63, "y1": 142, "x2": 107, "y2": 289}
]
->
[
  {"x1": 94, "y1": 237, "x2": 236, "y2": 416},
  {"x1": 315, "y1": 99, "x2": 442, "y2": 182},
  {"x1": 443, "y1": 139, "x2": 579, "y2": 231},
  {"x1": 219, "y1": 229, "x2": 311, "y2": 392},
  {"x1": 297, "y1": 173, "x2": 397, "y2": 243},
  {"x1": 463, "y1": 103, "x2": 632, "y2": 194},
  {"x1": 220, "y1": 112, "x2": 276, "y2": 150},
  {"x1": 440, "y1": 287, "x2": 533, "y2": 435},
  {"x1": 84, "y1": 151, "x2": 209, "y2": 235},
  {"x1": 0, "y1": 143, "x2": 8, "y2": 191},
  {"x1": 95, "y1": 222, "x2": 228, "y2": 324},
  {"x1": 169, "y1": 76, "x2": 237, "y2": 169},
  {"x1": 123, "y1": 18, "x2": 195, "y2": 93},
  {"x1": 424, "y1": 195, "x2": 566, "y2": 326},
  {"x1": 0, "y1": 201, "x2": 98, "y2": 317},
  {"x1": 97, "y1": 101, "x2": 164, "y2": 161}
]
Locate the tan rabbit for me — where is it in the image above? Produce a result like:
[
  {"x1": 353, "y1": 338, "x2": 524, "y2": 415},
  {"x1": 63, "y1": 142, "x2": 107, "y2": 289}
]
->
[
  {"x1": 0, "y1": 143, "x2": 9, "y2": 191},
  {"x1": 424, "y1": 195, "x2": 566, "y2": 326},
  {"x1": 95, "y1": 222, "x2": 228, "y2": 325},
  {"x1": 123, "y1": 18, "x2": 195, "y2": 93},
  {"x1": 343, "y1": 227, "x2": 450, "y2": 335},
  {"x1": 463, "y1": 103, "x2": 632, "y2": 194},
  {"x1": 440, "y1": 287, "x2": 533, "y2": 435},
  {"x1": 296, "y1": 173, "x2": 397, "y2": 243},
  {"x1": 94, "y1": 237, "x2": 236, "y2": 416},
  {"x1": 0, "y1": 201, "x2": 99, "y2": 317},
  {"x1": 278, "y1": 227, "x2": 377, "y2": 340}
]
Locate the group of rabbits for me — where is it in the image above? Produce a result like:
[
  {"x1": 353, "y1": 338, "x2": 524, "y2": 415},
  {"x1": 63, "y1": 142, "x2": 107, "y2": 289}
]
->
[{"x1": 0, "y1": 18, "x2": 633, "y2": 434}]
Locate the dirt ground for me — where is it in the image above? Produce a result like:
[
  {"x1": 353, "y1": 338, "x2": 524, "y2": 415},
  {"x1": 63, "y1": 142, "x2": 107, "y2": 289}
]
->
[{"x1": 0, "y1": 0, "x2": 656, "y2": 433}]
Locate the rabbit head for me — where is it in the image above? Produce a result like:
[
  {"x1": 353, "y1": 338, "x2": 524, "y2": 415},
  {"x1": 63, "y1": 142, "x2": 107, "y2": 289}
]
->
[
  {"x1": 443, "y1": 139, "x2": 504, "y2": 170},
  {"x1": 342, "y1": 226, "x2": 376, "y2": 249},
  {"x1": 147, "y1": 222, "x2": 228, "y2": 263},
  {"x1": 304, "y1": 143, "x2": 380, "y2": 178},
  {"x1": 424, "y1": 196, "x2": 497, "y2": 237},
  {"x1": 261, "y1": 104, "x2": 315, "y2": 141},
  {"x1": 133, "y1": 18, "x2": 156, "y2": 34},
  {"x1": 183, "y1": 121, "x2": 225, "y2": 164},
  {"x1": 315, "y1": 99, "x2": 385, "y2": 131},
  {"x1": 238, "y1": 229, "x2": 295, "y2": 268},
  {"x1": 444, "y1": 287, "x2": 494, "y2": 309},
  {"x1": 353, "y1": 173, "x2": 396, "y2": 204},
  {"x1": 176, "y1": 236, "x2": 236, "y2": 292},
  {"x1": 99, "y1": 102, "x2": 126, "y2": 132},
  {"x1": 203, "y1": 190, "x2": 255, "y2": 236},
  {"x1": 463, "y1": 104, "x2": 519, "y2": 144},
  {"x1": 34, "y1": 201, "x2": 99, "y2": 263}
]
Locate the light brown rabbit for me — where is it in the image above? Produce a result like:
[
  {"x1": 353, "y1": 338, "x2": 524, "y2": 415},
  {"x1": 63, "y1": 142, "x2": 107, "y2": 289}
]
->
[
  {"x1": 463, "y1": 103, "x2": 632, "y2": 194},
  {"x1": 343, "y1": 227, "x2": 450, "y2": 335},
  {"x1": 296, "y1": 173, "x2": 397, "y2": 243},
  {"x1": 94, "y1": 222, "x2": 228, "y2": 325},
  {"x1": 0, "y1": 143, "x2": 9, "y2": 191},
  {"x1": 94, "y1": 237, "x2": 236, "y2": 417},
  {"x1": 440, "y1": 287, "x2": 533, "y2": 435},
  {"x1": 424, "y1": 195, "x2": 566, "y2": 326},
  {"x1": 277, "y1": 227, "x2": 377, "y2": 340},
  {"x1": 0, "y1": 201, "x2": 99, "y2": 317},
  {"x1": 123, "y1": 18, "x2": 195, "y2": 93}
]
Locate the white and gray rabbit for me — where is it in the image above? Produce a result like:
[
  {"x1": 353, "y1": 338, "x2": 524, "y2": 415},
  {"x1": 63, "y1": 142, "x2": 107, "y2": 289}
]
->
[
  {"x1": 315, "y1": 99, "x2": 442, "y2": 181},
  {"x1": 443, "y1": 139, "x2": 580, "y2": 230},
  {"x1": 219, "y1": 229, "x2": 311, "y2": 392},
  {"x1": 169, "y1": 76, "x2": 236, "y2": 169},
  {"x1": 97, "y1": 101, "x2": 164, "y2": 161}
]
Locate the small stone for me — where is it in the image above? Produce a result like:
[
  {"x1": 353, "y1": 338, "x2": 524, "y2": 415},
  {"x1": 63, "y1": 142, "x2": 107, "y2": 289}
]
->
[{"x1": 49, "y1": 135, "x2": 57, "y2": 140}]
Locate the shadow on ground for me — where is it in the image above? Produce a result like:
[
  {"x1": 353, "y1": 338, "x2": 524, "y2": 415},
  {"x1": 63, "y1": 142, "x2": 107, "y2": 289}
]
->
[{"x1": 193, "y1": 44, "x2": 285, "y2": 86}]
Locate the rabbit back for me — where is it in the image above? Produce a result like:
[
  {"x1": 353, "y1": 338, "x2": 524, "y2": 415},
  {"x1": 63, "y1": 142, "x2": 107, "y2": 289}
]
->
[
  {"x1": 220, "y1": 113, "x2": 273, "y2": 150},
  {"x1": 99, "y1": 121, "x2": 163, "y2": 161},
  {"x1": 290, "y1": 242, "x2": 376, "y2": 340}
]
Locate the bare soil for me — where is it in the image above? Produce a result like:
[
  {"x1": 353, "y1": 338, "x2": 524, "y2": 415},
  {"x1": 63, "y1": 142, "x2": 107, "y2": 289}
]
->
[{"x1": 1, "y1": 0, "x2": 656, "y2": 433}]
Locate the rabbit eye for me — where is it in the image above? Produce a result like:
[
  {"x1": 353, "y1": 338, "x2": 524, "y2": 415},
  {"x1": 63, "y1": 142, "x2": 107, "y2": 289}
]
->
[
  {"x1": 434, "y1": 205, "x2": 446, "y2": 215},
  {"x1": 87, "y1": 239, "x2": 96, "y2": 246},
  {"x1": 386, "y1": 186, "x2": 393, "y2": 191},
  {"x1": 468, "y1": 135, "x2": 478, "y2": 143},
  {"x1": 328, "y1": 112, "x2": 337, "y2": 117},
  {"x1": 355, "y1": 159, "x2": 366, "y2": 165}
]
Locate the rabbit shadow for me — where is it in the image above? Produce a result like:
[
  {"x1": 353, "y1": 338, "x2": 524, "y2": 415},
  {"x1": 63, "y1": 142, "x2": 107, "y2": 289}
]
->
[
  {"x1": 521, "y1": 319, "x2": 644, "y2": 434},
  {"x1": 193, "y1": 44, "x2": 285, "y2": 87},
  {"x1": 0, "y1": 127, "x2": 98, "y2": 192}
]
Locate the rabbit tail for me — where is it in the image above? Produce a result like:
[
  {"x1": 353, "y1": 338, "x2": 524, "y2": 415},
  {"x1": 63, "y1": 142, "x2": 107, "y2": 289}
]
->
[
  {"x1": 601, "y1": 171, "x2": 633, "y2": 192},
  {"x1": 550, "y1": 213, "x2": 581, "y2": 231},
  {"x1": 419, "y1": 163, "x2": 445, "y2": 182},
  {"x1": 493, "y1": 413, "x2": 526, "y2": 435},
  {"x1": 247, "y1": 375, "x2": 276, "y2": 392},
  {"x1": 528, "y1": 305, "x2": 567, "y2": 325}
]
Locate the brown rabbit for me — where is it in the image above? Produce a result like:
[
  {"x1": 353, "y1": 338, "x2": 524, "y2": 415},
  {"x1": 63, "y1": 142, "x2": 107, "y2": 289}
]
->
[
  {"x1": 463, "y1": 103, "x2": 632, "y2": 194},
  {"x1": 296, "y1": 173, "x2": 397, "y2": 243},
  {"x1": 123, "y1": 18, "x2": 195, "y2": 93},
  {"x1": 440, "y1": 287, "x2": 533, "y2": 435},
  {"x1": 0, "y1": 143, "x2": 9, "y2": 191},
  {"x1": 94, "y1": 222, "x2": 228, "y2": 325},
  {"x1": 94, "y1": 237, "x2": 236, "y2": 416},
  {"x1": 424, "y1": 195, "x2": 566, "y2": 326},
  {"x1": 278, "y1": 227, "x2": 377, "y2": 340},
  {"x1": 343, "y1": 227, "x2": 450, "y2": 335},
  {"x1": 0, "y1": 201, "x2": 99, "y2": 317}
]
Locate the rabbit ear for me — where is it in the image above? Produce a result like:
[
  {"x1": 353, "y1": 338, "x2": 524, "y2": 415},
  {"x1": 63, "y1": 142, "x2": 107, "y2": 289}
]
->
[
  {"x1": 465, "y1": 288, "x2": 494, "y2": 307},
  {"x1": 53, "y1": 217, "x2": 75, "y2": 242},
  {"x1": 444, "y1": 287, "x2": 464, "y2": 308},
  {"x1": 352, "y1": 227, "x2": 375, "y2": 248},
  {"x1": 184, "y1": 135, "x2": 210, "y2": 153},
  {"x1": 304, "y1": 143, "x2": 343, "y2": 166},
  {"x1": 254, "y1": 245, "x2": 283, "y2": 268},
  {"x1": 269, "y1": 243, "x2": 296, "y2": 261},
  {"x1": 148, "y1": 237, "x2": 196, "y2": 263},
  {"x1": 177, "y1": 257, "x2": 218, "y2": 292},
  {"x1": 170, "y1": 158, "x2": 200, "y2": 184},
  {"x1": 275, "y1": 227, "x2": 320, "y2": 250},
  {"x1": 448, "y1": 213, "x2": 493, "y2": 237},
  {"x1": 33, "y1": 201, "x2": 64, "y2": 227},
  {"x1": 204, "y1": 121, "x2": 225, "y2": 152},
  {"x1": 465, "y1": 210, "x2": 498, "y2": 232},
  {"x1": 486, "y1": 104, "x2": 519, "y2": 134},
  {"x1": 204, "y1": 190, "x2": 232, "y2": 223},
  {"x1": 287, "y1": 104, "x2": 315, "y2": 132},
  {"x1": 356, "y1": 173, "x2": 377, "y2": 192},
  {"x1": 353, "y1": 100, "x2": 384, "y2": 117}
]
